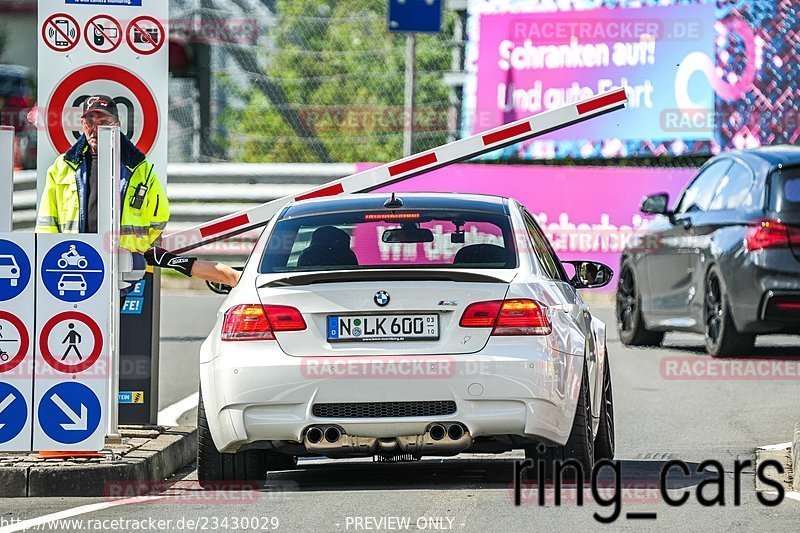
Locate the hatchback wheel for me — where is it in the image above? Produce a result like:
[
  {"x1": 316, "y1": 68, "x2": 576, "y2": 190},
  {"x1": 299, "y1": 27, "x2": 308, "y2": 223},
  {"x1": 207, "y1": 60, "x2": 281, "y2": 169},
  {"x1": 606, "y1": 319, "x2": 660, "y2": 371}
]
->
[
  {"x1": 198, "y1": 389, "x2": 267, "y2": 489},
  {"x1": 616, "y1": 264, "x2": 664, "y2": 347},
  {"x1": 525, "y1": 363, "x2": 595, "y2": 479},
  {"x1": 594, "y1": 353, "x2": 615, "y2": 460},
  {"x1": 704, "y1": 269, "x2": 755, "y2": 357}
]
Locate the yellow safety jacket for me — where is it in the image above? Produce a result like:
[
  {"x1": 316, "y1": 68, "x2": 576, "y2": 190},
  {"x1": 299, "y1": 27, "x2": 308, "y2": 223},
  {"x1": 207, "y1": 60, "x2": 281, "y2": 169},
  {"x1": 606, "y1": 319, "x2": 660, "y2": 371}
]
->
[{"x1": 36, "y1": 134, "x2": 170, "y2": 253}]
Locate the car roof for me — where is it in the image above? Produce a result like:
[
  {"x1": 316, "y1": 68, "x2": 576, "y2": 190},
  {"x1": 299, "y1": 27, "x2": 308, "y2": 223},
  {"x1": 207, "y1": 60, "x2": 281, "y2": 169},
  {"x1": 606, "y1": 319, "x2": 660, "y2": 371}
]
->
[
  {"x1": 716, "y1": 145, "x2": 800, "y2": 174},
  {"x1": 0, "y1": 65, "x2": 31, "y2": 78},
  {"x1": 282, "y1": 192, "x2": 511, "y2": 218}
]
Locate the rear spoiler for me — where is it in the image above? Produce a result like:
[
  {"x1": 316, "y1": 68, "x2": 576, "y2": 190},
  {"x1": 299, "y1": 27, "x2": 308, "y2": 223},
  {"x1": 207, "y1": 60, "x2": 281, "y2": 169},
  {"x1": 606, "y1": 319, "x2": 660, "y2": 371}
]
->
[{"x1": 258, "y1": 269, "x2": 516, "y2": 288}]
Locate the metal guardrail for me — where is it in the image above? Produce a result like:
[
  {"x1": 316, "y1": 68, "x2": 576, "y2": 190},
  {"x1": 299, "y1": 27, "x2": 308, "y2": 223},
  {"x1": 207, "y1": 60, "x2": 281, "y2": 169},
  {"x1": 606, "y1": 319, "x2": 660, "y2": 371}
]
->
[{"x1": 11, "y1": 163, "x2": 355, "y2": 260}]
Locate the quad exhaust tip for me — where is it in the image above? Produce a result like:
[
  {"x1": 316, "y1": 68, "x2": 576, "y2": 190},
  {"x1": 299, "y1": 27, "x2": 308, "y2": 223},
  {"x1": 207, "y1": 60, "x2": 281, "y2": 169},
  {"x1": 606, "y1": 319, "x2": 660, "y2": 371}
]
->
[
  {"x1": 447, "y1": 424, "x2": 464, "y2": 441},
  {"x1": 325, "y1": 427, "x2": 342, "y2": 443},
  {"x1": 306, "y1": 427, "x2": 324, "y2": 444},
  {"x1": 429, "y1": 424, "x2": 446, "y2": 441}
]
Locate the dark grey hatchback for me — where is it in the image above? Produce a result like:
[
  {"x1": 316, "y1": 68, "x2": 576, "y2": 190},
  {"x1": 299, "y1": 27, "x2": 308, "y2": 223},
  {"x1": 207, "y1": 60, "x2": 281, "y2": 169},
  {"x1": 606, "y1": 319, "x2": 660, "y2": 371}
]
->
[{"x1": 617, "y1": 146, "x2": 800, "y2": 357}]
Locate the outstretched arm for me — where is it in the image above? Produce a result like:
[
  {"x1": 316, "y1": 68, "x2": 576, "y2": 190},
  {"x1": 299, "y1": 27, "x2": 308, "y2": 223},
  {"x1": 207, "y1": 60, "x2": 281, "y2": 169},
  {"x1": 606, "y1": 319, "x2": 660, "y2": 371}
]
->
[
  {"x1": 144, "y1": 247, "x2": 241, "y2": 288},
  {"x1": 188, "y1": 261, "x2": 242, "y2": 287}
]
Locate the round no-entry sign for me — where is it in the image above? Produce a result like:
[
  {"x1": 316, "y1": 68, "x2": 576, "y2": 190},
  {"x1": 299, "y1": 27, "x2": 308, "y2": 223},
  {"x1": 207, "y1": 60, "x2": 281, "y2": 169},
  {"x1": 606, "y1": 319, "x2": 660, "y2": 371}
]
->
[
  {"x1": 39, "y1": 311, "x2": 103, "y2": 374},
  {"x1": 46, "y1": 64, "x2": 159, "y2": 156},
  {"x1": 0, "y1": 312, "x2": 30, "y2": 374}
]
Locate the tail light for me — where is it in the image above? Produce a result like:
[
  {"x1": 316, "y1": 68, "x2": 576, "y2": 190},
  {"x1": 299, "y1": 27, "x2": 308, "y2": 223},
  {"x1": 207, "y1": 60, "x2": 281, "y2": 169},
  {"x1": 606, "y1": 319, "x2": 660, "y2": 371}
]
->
[
  {"x1": 744, "y1": 220, "x2": 800, "y2": 252},
  {"x1": 460, "y1": 299, "x2": 551, "y2": 336},
  {"x1": 221, "y1": 304, "x2": 306, "y2": 341},
  {"x1": 5, "y1": 95, "x2": 31, "y2": 109},
  {"x1": 764, "y1": 295, "x2": 800, "y2": 321}
]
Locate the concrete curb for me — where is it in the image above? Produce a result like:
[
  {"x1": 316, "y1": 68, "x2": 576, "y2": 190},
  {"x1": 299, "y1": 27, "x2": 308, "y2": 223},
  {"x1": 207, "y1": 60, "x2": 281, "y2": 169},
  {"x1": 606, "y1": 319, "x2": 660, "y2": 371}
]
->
[
  {"x1": 793, "y1": 422, "x2": 799, "y2": 492},
  {"x1": 0, "y1": 427, "x2": 196, "y2": 498}
]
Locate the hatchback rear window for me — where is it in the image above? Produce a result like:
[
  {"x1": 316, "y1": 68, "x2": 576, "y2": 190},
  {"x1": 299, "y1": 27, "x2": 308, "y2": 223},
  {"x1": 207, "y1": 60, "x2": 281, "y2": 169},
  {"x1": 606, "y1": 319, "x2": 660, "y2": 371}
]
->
[
  {"x1": 785, "y1": 179, "x2": 800, "y2": 202},
  {"x1": 259, "y1": 209, "x2": 517, "y2": 273},
  {"x1": 770, "y1": 167, "x2": 800, "y2": 212}
]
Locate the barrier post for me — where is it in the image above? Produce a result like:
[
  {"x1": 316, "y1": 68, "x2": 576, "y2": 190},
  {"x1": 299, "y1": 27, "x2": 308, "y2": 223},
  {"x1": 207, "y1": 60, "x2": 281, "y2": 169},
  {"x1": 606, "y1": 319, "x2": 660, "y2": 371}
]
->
[
  {"x1": 0, "y1": 126, "x2": 13, "y2": 232},
  {"x1": 98, "y1": 126, "x2": 121, "y2": 440}
]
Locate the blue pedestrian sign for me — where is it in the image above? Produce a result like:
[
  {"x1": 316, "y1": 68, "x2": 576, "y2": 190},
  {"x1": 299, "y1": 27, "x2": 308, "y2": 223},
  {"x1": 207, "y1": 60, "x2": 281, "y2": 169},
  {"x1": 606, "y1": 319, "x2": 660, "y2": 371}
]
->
[
  {"x1": 0, "y1": 383, "x2": 27, "y2": 444},
  {"x1": 388, "y1": 0, "x2": 442, "y2": 33},
  {"x1": 38, "y1": 382, "x2": 102, "y2": 445},
  {"x1": 0, "y1": 239, "x2": 31, "y2": 302},
  {"x1": 41, "y1": 240, "x2": 105, "y2": 302}
]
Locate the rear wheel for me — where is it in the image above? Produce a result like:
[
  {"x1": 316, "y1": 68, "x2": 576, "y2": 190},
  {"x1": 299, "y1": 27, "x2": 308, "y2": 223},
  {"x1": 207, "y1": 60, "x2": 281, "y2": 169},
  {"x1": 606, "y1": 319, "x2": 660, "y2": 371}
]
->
[
  {"x1": 525, "y1": 363, "x2": 595, "y2": 479},
  {"x1": 594, "y1": 353, "x2": 615, "y2": 460},
  {"x1": 704, "y1": 269, "x2": 755, "y2": 357},
  {"x1": 616, "y1": 263, "x2": 664, "y2": 347},
  {"x1": 197, "y1": 389, "x2": 267, "y2": 489}
]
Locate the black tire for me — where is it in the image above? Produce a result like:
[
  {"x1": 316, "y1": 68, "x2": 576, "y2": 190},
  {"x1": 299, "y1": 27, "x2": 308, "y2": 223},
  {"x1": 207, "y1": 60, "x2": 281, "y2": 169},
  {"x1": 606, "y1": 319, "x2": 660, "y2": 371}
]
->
[
  {"x1": 197, "y1": 389, "x2": 267, "y2": 489},
  {"x1": 525, "y1": 363, "x2": 595, "y2": 479},
  {"x1": 704, "y1": 268, "x2": 755, "y2": 357},
  {"x1": 616, "y1": 263, "x2": 664, "y2": 347},
  {"x1": 267, "y1": 453, "x2": 298, "y2": 472},
  {"x1": 594, "y1": 353, "x2": 615, "y2": 460}
]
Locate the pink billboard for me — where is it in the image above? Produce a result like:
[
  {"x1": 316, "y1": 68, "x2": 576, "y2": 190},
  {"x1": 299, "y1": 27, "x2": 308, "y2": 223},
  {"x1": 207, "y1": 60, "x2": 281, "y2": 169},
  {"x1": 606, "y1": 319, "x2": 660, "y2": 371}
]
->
[{"x1": 361, "y1": 163, "x2": 697, "y2": 286}]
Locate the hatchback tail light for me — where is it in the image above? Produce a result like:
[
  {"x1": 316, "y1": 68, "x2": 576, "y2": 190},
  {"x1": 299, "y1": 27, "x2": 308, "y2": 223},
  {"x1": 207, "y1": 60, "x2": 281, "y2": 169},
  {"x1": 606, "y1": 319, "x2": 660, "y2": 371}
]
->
[
  {"x1": 460, "y1": 299, "x2": 551, "y2": 336},
  {"x1": 744, "y1": 220, "x2": 800, "y2": 252},
  {"x1": 221, "y1": 304, "x2": 306, "y2": 341},
  {"x1": 5, "y1": 95, "x2": 31, "y2": 109}
]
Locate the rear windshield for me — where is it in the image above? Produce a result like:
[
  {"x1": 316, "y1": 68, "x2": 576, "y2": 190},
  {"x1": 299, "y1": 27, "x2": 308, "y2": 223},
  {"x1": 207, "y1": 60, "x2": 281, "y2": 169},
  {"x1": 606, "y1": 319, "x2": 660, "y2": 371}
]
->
[
  {"x1": 259, "y1": 209, "x2": 517, "y2": 273},
  {"x1": 0, "y1": 75, "x2": 28, "y2": 98},
  {"x1": 770, "y1": 167, "x2": 800, "y2": 212}
]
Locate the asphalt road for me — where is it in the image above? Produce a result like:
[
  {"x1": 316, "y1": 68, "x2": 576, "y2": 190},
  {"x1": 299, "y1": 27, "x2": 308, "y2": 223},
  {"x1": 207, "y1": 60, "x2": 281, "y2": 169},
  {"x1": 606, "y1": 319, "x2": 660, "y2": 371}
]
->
[{"x1": 1, "y1": 290, "x2": 798, "y2": 532}]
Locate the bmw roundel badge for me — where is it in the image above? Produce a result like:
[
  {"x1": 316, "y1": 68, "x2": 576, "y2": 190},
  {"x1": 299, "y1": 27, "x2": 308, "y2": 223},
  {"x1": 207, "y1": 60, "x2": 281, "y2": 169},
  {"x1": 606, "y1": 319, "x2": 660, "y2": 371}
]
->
[{"x1": 374, "y1": 291, "x2": 390, "y2": 307}]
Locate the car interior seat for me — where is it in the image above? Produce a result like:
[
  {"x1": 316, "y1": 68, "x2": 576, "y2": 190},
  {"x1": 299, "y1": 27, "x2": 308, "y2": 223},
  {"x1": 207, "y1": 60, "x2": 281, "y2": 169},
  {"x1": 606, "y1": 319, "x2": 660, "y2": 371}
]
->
[{"x1": 297, "y1": 226, "x2": 358, "y2": 268}]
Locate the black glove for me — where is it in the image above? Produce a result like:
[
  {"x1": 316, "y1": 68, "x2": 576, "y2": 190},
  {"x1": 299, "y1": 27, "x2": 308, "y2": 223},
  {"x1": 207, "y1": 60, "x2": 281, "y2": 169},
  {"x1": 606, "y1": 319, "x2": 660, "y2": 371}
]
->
[{"x1": 144, "y1": 247, "x2": 196, "y2": 277}]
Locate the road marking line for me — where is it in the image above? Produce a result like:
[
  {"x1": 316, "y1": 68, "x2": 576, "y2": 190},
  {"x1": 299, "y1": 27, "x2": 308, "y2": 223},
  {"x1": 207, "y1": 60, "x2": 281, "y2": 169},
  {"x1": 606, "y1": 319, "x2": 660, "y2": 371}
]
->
[
  {"x1": 758, "y1": 442, "x2": 791, "y2": 451},
  {"x1": 0, "y1": 496, "x2": 163, "y2": 533},
  {"x1": 157, "y1": 391, "x2": 199, "y2": 426},
  {"x1": 786, "y1": 492, "x2": 800, "y2": 503}
]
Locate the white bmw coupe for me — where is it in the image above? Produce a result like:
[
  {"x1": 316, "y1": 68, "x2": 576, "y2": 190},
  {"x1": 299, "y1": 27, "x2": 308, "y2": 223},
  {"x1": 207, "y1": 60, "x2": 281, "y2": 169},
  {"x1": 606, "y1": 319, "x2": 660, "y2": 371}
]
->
[{"x1": 198, "y1": 193, "x2": 615, "y2": 486}]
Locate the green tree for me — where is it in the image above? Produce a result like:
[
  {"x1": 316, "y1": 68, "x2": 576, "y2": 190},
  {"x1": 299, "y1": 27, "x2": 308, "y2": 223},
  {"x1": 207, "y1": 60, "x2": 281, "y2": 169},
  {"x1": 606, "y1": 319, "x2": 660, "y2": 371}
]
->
[{"x1": 221, "y1": 0, "x2": 454, "y2": 163}]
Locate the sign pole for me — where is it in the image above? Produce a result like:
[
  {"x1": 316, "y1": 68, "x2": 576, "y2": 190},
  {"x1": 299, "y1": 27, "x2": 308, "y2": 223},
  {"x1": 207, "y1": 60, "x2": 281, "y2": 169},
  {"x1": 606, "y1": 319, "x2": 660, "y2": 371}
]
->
[
  {"x1": 0, "y1": 126, "x2": 13, "y2": 232},
  {"x1": 98, "y1": 125, "x2": 121, "y2": 440},
  {"x1": 403, "y1": 33, "x2": 416, "y2": 157}
]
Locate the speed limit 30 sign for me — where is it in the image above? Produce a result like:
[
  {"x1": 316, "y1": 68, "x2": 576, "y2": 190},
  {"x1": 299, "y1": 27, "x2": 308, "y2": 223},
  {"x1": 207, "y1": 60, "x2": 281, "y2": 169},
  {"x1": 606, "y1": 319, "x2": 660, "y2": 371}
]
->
[{"x1": 37, "y1": 2, "x2": 168, "y2": 196}]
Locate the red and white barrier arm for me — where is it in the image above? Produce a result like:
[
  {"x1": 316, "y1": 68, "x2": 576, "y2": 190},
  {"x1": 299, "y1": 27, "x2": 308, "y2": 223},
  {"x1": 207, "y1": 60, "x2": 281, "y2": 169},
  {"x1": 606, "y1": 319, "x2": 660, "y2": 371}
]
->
[{"x1": 162, "y1": 87, "x2": 628, "y2": 254}]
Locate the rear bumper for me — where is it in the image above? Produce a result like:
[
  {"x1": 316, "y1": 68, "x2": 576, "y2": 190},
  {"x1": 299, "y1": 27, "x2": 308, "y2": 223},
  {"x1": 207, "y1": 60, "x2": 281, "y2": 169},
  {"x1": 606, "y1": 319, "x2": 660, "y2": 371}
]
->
[
  {"x1": 724, "y1": 251, "x2": 800, "y2": 334},
  {"x1": 199, "y1": 338, "x2": 583, "y2": 453}
]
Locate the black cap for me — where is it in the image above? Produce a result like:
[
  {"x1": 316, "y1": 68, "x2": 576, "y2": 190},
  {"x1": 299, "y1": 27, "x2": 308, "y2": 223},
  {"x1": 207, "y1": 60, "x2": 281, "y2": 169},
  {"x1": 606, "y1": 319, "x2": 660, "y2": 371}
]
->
[{"x1": 81, "y1": 95, "x2": 119, "y2": 121}]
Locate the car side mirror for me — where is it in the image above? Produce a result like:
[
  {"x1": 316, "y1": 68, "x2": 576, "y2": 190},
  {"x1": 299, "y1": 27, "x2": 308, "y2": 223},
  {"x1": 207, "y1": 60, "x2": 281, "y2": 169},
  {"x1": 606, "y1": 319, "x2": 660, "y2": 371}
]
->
[
  {"x1": 640, "y1": 193, "x2": 676, "y2": 224},
  {"x1": 639, "y1": 193, "x2": 671, "y2": 216},
  {"x1": 562, "y1": 260, "x2": 614, "y2": 289},
  {"x1": 206, "y1": 280, "x2": 232, "y2": 295},
  {"x1": 205, "y1": 266, "x2": 244, "y2": 295}
]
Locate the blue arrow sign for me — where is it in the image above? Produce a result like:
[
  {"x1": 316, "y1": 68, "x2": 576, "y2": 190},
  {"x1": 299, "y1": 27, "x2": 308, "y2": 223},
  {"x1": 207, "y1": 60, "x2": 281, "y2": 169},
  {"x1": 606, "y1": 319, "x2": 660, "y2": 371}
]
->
[
  {"x1": 41, "y1": 240, "x2": 105, "y2": 302},
  {"x1": 38, "y1": 382, "x2": 102, "y2": 445},
  {"x1": 0, "y1": 239, "x2": 31, "y2": 302},
  {"x1": 0, "y1": 382, "x2": 28, "y2": 444}
]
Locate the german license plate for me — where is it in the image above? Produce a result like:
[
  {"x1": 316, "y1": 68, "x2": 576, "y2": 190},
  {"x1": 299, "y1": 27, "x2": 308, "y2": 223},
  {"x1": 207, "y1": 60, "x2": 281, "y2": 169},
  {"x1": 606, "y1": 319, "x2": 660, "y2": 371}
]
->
[{"x1": 327, "y1": 314, "x2": 439, "y2": 342}]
